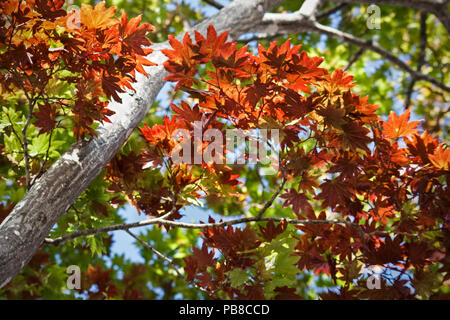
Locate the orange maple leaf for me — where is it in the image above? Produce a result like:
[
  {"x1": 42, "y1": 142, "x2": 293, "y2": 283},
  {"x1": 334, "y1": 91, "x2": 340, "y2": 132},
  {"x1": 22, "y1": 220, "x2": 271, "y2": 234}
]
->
[
  {"x1": 428, "y1": 145, "x2": 450, "y2": 171},
  {"x1": 382, "y1": 109, "x2": 421, "y2": 140}
]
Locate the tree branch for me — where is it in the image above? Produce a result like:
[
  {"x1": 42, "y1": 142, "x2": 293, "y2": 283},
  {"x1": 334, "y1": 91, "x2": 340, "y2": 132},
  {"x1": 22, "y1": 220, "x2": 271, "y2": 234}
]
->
[
  {"x1": 316, "y1": 3, "x2": 348, "y2": 20},
  {"x1": 297, "y1": 0, "x2": 324, "y2": 19},
  {"x1": 125, "y1": 230, "x2": 218, "y2": 298},
  {"x1": 44, "y1": 215, "x2": 367, "y2": 247},
  {"x1": 256, "y1": 157, "x2": 286, "y2": 218},
  {"x1": 0, "y1": 0, "x2": 286, "y2": 289},
  {"x1": 344, "y1": 47, "x2": 366, "y2": 71},
  {"x1": 22, "y1": 104, "x2": 33, "y2": 190},
  {"x1": 405, "y1": 12, "x2": 428, "y2": 109},
  {"x1": 202, "y1": 0, "x2": 224, "y2": 10}
]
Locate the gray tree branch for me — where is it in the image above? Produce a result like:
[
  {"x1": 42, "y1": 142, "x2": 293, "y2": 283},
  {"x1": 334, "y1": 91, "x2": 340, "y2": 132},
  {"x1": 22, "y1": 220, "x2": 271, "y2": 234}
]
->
[
  {"x1": 298, "y1": 0, "x2": 324, "y2": 18},
  {"x1": 44, "y1": 216, "x2": 365, "y2": 247}
]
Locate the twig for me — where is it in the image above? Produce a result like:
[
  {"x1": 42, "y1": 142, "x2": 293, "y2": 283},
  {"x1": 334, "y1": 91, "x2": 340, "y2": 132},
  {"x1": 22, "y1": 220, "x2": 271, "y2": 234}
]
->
[
  {"x1": 22, "y1": 103, "x2": 34, "y2": 190},
  {"x1": 344, "y1": 47, "x2": 366, "y2": 71},
  {"x1": 256, "y1": 156, "x2": 286, "y2": 218},
  {"x1": 202, "y1": 0, "x2": 223, "y2": 10},
  {"x1": 316, "y1": 3, "x2": 348, "y2": 21},
  {"x1": 125, "y1": 229, "x2": 219, "y2": 298},
  {"x1": 31, "y1": 123, "x2": 58, "y2": 185},
  {"x1": 405, "y1": 12, "x2": 428, "y2": 109}
]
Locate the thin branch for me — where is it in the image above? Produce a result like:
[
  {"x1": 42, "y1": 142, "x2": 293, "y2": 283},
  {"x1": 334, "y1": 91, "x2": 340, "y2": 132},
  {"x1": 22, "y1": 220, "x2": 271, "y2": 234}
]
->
[
  {"x1": 22, "y1": 103, "x2": 34, "y2": 190},
  {"x1": 202, "y1": 0, "x2": 224, "y2": 10},
  {"x1": 257, "y1": 156, "x2": 286, "y2": 218},
  {"x1": 30, "y1": 122, "x2": 58, "y2": 185},
  {"x1": 311, "y1": 22, "x2": 449, "y2": 91},
  {"x1": 316, "y1": 3, "x2": 348, "y2": 20},
  {"x1": 405, "y1": 12, "x2": 428, "y2": 109},
  {"x1": 5, "y1": 111, "x2": 23, "y2": 146},
  {"x1": 344, "y1": 47, "x2": 366, "y2": 71},
  {"x1": 125, "y1": 229, "x2": 218, "y2": 299},
  {"x1": 44, "y1": 216, "x2": 367, "y2": 247},
  {"x1": 155, "y1": 190, "x2": 179, "y2": 221}
]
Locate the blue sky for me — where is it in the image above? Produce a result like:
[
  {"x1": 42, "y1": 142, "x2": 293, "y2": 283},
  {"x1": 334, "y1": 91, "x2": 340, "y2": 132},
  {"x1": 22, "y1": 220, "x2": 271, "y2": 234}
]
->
[{"x1": 110, "y1": 204, "x2": 213, "y2": 262}]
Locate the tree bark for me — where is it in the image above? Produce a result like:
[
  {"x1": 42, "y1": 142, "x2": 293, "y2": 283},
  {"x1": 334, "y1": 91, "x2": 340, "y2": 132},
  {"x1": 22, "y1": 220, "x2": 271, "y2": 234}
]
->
[{"x1": 0, "y1": 0, "x2": 285, "y2": 288}]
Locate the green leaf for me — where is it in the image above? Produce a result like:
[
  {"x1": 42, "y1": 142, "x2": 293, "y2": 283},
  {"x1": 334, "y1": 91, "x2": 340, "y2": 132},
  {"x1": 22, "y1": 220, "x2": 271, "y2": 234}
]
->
[
  {"x1": 29, "y1": 133, "x2": 49, "y2": 157},
  {"x1": 227, "y1": 268, "x2": 249, "y2": 289}
]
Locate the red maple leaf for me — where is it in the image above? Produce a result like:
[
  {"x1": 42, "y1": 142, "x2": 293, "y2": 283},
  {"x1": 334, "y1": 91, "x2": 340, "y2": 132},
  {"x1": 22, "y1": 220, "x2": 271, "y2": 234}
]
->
[
  {"x1": 191, "y1": 243, "x2": 217, "y2": 272},
  {"x1": 281, "y1": 189, "x2": 314, "y2": 218},
  {"x1": 162, "y1": 33, "x2": 197, "y2": 76},
  {"x1": 194, "y1": 24, "x2": 230, "y2": 61},
  {"x1": 171, "y1": 101, "x2": 202, "y2": 123},
  {"x1": 316, "y1": 180, "x2": 353, "y2": 209},
  {"x1": 33, "y1": 103, "x2": 57, "y2": 134},
  {"x1": 118, "y1": 11, "x2": 153, "y2": 55},
  {"x1": 258, "y1": 220, "x2": 287, "y2": 242}
]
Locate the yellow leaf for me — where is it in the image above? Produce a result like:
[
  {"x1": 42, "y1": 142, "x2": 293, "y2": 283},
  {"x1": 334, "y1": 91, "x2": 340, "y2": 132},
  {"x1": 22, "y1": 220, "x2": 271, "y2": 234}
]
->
[{"x1": 80, "y1": 2, "x2": 117, "y2": 30}]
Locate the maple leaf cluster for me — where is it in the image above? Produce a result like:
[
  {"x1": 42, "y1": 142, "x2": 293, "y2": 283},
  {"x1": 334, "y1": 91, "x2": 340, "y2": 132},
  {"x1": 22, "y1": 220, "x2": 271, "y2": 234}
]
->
[
  {"x1": 124, "y1": 25, "x2": 449, "y2": 299},
  {"x1": 183, "y1": 219, "x2": 297, "y2": 299},
  {"x1": 0, "y1": 0, "x2": 154, "y2": 138}
]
